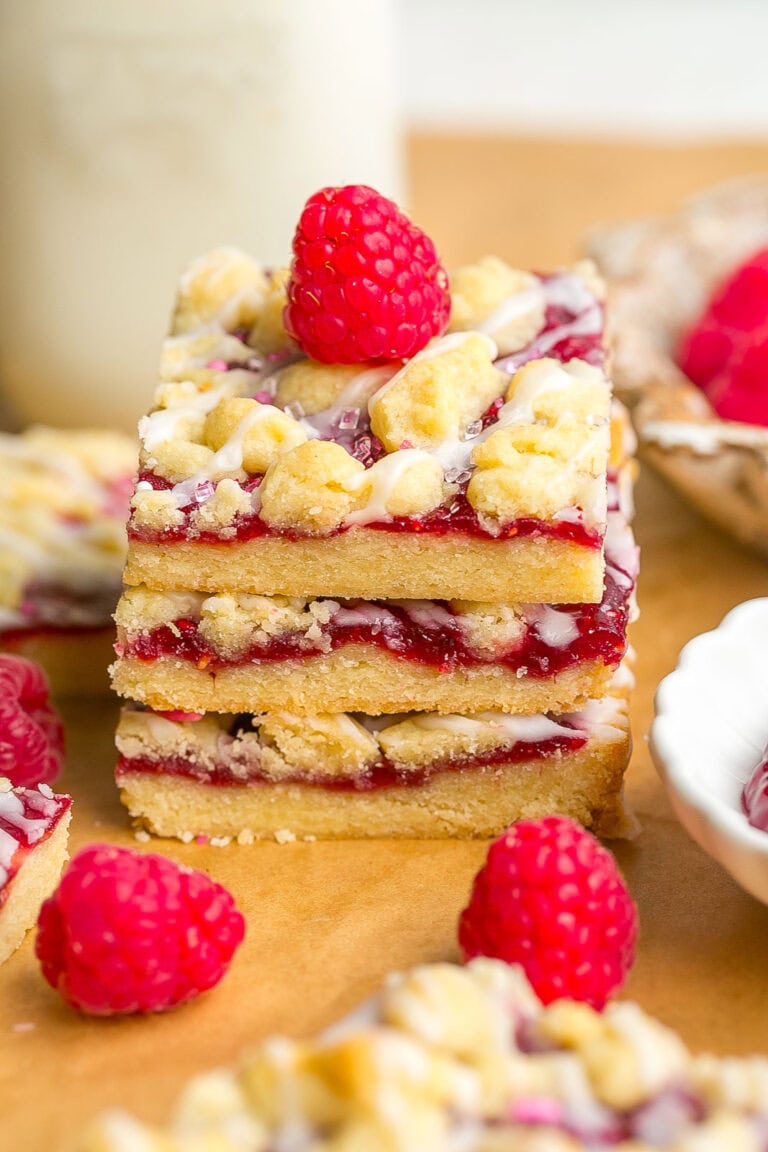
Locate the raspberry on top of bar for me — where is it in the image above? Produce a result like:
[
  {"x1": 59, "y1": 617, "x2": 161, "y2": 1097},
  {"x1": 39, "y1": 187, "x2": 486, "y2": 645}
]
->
[
  {"x1": 0, "y1": 427, "x2": 136, "y2": 634},
  {"x1": 130, "y1": 258, "x2": 609, "y2": 544}
]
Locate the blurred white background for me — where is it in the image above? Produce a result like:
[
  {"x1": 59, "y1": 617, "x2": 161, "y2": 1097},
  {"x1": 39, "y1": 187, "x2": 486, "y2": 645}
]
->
[{"x1": 401, "y1": 0, "x2": 768, "y2": 136}]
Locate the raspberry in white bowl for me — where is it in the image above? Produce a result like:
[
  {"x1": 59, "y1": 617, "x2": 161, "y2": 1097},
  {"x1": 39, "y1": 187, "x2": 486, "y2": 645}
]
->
[
  {"x1": 652, "y1": 597, "x2": 768, "y2": 904},
  {"x1": 742, "y1": 750, "x2": 768, "y2": 832}
]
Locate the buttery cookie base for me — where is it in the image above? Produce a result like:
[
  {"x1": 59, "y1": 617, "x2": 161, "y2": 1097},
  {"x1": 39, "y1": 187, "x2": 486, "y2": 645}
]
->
[
  {"x1": 124, "y1": 530, "x2": 605, "y2": 604},
  {"x1": 111, "y1": 649, "x2": 615, "y2": 718}
]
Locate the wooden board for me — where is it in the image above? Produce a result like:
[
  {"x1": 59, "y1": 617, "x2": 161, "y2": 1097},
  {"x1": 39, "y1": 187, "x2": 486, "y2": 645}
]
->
[{"x1": 4, "y1": 133, "x2": 768, "y2": 1150}]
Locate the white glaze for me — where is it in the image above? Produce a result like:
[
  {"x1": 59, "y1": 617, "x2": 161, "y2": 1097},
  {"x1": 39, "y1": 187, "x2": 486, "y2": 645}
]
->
[
  {"x1": 476, "y1": 282, "x2": 546, "y2": 346},
  {"x1": 0, "y1": 786, "x2": 59, "y2": 886},
  {"x1": 642, "y1": 419, "x2": 768, "y2": 455},
  {"x1": 366, "y1": 330, "x2": 498, "y2": 413},
  {"x1": 342, "y1": 448, "x2": 437, "y2": 526},
  {"x1": 522, "y1": 604, "x2": 580, "y2": 648},
  {"x1": 172, "y1": 402, "x2": 277, "y2": 506},
  {"x1": 299, "y1": 365, "x2": 396, "y2": 440},
  {"x1": 409, "y1": 711, "x2": 581, "y2": 742}
]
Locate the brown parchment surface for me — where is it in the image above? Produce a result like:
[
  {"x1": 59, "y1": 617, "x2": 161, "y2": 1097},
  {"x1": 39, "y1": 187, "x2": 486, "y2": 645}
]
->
[{"x1": 3, "y1": 134, "x2": 768, "y2": 1150}]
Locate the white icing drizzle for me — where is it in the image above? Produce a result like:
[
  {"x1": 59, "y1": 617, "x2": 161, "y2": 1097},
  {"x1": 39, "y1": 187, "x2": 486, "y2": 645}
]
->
[
  {"x1": 500, "y1": 304, "x2": 602, "y2": 373},
  {"x1": 0, "y1": 787, "x2": 59, "y2": 886},
  {"x1": 522, "y1": 604, "x2": 580, "y2": 648},
  {"x1": 0, "y1": 829, "x2": 18, "y2": 887},
  {"x1": 299, "y1": 366, "x2": 396, "y2": 440},
  {"x1": 408, "y1": 711, "x2": 581, "y2": 742},
  {"x1": 476, "y1": 283, "x2": 546, "y2": 345},
  {"x1": 172, "y1": 403, "x2": 276, "y2": 506},
  {"x1": 555, "y1": 1055, "x2": 617, "y2": 1137},
  {"x1": 396, "y1": 600, "x2": 457, "y2": 630},
  {"x1": 641, "y1": 419, "x2": 768, "y2": 455},
  {"x1": 543, "y1": 270, "x2": 599, "y2": 315},
  {"x1": 366, "y1": 331, "x2": 498, "y2": 414},
  {"x1": 139, "y1": 381, "x2": 234, "y2": 453},
  {"x1": 605, "y1": 512, "x2": 640, "y2": 586},
  {"x1": 429, "y1": 360, "x2": 608, "y2": 523},
  {"x1": 319, "y1": 994, "x2": 382, "y2": 1046},
  {"x1": 331, "y1": 602, "x2": 400, "y2": 631},
  {"x1": 342, "y1": 448, "x2": 437, "y2": 526}
]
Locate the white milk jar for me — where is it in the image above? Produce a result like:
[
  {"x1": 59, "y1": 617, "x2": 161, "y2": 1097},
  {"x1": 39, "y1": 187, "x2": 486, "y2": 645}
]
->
[{"x1": 0, "y1": 1, "x2": 401, "y2": 431}]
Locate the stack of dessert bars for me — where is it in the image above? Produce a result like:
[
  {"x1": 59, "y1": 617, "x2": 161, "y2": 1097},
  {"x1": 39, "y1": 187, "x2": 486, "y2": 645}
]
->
[{"x1": 111, "y1": 250, "x2": 638, "y2": 842}]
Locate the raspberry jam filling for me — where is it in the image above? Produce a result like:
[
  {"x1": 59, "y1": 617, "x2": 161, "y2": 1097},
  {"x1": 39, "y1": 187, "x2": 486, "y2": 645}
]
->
[
  {"x1": 0, "y1": 785, "x2": 71, "y2": 906},
  {"x1": 128, "y1": 473, "x2": 602, "y2": 549},
  {"x1": 116, "y1": 729, "x2": 587, "y2": 793},
  {"x1": 742, "y1": 750, "x2": 768, "y2": 831},
  {"x1": 123, "y1": 564, "x2": 631, "y2": 677},
  {"x1": 130, "y1": 273, "x2": 606, "y2": 547}
]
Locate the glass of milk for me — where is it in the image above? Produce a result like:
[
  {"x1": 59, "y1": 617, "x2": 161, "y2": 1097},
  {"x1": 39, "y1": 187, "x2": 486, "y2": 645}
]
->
[{"x1": 0, "y1": 0, "x2": 401, "y2": 431}]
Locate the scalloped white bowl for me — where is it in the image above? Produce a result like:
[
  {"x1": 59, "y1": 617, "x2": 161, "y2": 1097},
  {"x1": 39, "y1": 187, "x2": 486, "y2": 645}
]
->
[{"x1": 651, "y1": 599, "x2": 768, "y2": 905}]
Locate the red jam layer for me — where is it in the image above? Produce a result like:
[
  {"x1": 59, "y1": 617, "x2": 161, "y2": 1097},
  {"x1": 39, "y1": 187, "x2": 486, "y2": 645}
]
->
[
  {"x1": 0, "y1": 788, "x2": 71, "y2": 908},
  {"x1": 742, "y1": 754, "x2": 768, "y2": 832},
  {"x1": 116, "y1": 730, "x2": 587, "y2": 793},
  {"x1": 128, "y1": 476, "x2": 602, "y2": 549},
  {"x1": 123, "y1": 567, "x2": 630, "y2": 678}
]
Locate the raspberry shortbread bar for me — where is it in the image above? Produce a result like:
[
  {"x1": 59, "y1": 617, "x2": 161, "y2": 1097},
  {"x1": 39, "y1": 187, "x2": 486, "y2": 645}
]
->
[
  {"x1": 0, "y1": 779, "x2": 71, "y2": 964},
  {"x1": 114, "y1": 664, "x2": 633, "y2": 842},
  {"x1": 111, "y1": 514, "x2": 636, "y2": 717},
  {"x1": 79, "y1": 957, "x2": 768, "y2": 1151},
  {"x1": 124, "y1": 249, "x2": 612, "y2": 604},
  {"x1": 113, "y1": 399, "x2": 636, "y2": 718},
  {"x1": 1, "y1": 426, "x2": 136, "y2": 692}
]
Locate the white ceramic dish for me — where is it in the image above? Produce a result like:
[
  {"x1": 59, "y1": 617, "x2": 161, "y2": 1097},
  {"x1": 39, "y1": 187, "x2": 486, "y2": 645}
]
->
[{"x1": 651, "y1": 598, "x2": 768, "y2": 905}]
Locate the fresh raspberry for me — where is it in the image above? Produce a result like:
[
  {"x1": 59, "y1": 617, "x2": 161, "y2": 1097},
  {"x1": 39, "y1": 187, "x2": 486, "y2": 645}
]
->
[
  {"x1": 678, "y1": 248, "x2": 768, "y2": 425},
  {"x1": 742, "y1": 752, "x2": 768, "y2": 831},
  {"x1": 0, "y1": 654, "x2": 64, "y2": 788},
  {"x1": 284, "y1": 184, "x2": 450, "y2": 363},
  {"x1": 458, "y1": 816, "x2": 637, "y2": 1009},
  {"x1": 35, "y1": 844, "x2": 245, "y2": 1015}
]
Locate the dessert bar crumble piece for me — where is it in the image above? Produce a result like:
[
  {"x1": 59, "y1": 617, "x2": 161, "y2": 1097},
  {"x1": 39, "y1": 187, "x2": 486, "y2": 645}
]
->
[
  {"x1": 0, "y1": 779, "x2": 71, "y2": 964},
  {"x1": 76, "y1": 957, "x2": 768, "y2": 1151}
]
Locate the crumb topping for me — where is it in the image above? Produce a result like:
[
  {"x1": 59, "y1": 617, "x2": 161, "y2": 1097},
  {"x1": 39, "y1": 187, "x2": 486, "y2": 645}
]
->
[
  {"x1": 75, "y1": 957, "x2": 768, "y2": 1152},
  {"x1": 129, "y1": 254, "x2": 611, "y2": 543}
]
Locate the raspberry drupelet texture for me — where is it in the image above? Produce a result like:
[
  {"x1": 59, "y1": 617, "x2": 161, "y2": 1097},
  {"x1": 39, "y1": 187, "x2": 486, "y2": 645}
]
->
[
  {"x1": 35, "y1": 844, "x2": 245, "y2": 1015},
  {"x1": 458, "y1": 815, "x2": 637, "y2": 1010},
  {"x1": 284, "y1": 184, "x2": 451, "y2": 363},
  {"x1": 0, "y1": 654, "x2": 64, "y2": 788},
  {"x1": 678, "y1": 247, "x2": 768, "y2": 425}
]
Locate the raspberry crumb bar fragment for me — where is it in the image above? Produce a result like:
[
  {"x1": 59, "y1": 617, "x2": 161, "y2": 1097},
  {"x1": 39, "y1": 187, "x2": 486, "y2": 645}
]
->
[
  {"x1": 0, "y1": 780, "x2": 71, "y2": 964},
  {"x1": 1, "y1": 427, "x2": 136, "y2": 693},
  {"x1": 79, "y1": 958, "x2": 768, "y2": 1151},
  {"x1": 112, "y1": 185, "x2": 636, "y2": 841}
]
